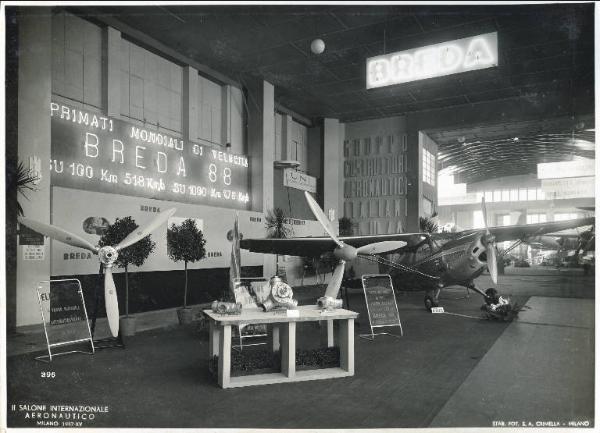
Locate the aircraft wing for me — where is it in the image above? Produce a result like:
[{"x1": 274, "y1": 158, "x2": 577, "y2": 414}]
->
[
  {"x1": 240, "y1": 233, "x2": 426, "y2": 257},
  {"x1": 461, "y1": 217, "x2": 595, "y2": 244}
]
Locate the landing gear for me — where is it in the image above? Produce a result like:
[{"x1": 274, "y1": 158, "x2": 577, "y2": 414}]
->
[
  {"x1": 424, "y1": 295, "x2": 438, "y2": 311},
  {"x1": 424, "y1": 288, "x2": 441, "y2": 311},
  {"x1": 485, "y1": 288, "x2": 499, "y2": 305}
]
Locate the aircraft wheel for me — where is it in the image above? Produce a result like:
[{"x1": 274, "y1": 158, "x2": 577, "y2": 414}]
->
[
  {"x1": 424, "y1": 295, "x2": 438, "y2": 311},
  {"x1": 485, "y1": 288, "x2": 499, "y2": 305}
]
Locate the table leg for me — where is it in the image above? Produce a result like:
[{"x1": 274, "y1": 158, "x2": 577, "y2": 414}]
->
[
  {"x1": 218, "y1": 324, "x2": 231, "y2": 388},
  {"x1": 319, "y1": 320, "x2": 335, "y2": 347},
  {"x1": 339, "y1": 319, "x2": 354, "y2": 374},
  {"x1": 209, "y1": 319, "x2": 219, "y2": 357},
  {"x1": 281, "y1": 322, "x2": 296, "y2": 378},
  {"x1": 267, "y1": 324, "x2": 280, "y2": 352}
]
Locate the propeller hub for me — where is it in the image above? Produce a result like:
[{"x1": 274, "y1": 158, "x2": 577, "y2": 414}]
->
[
  {"x1": 99, "y1": 246, "x2": 118, "y2": 266},
  {"x1": 333, "y1": 244, "x2": 357, "y2": 261}
]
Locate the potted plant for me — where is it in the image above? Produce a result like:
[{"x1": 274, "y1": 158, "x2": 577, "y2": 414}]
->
[
  {"x1": 98, "y1": 216, "x2": 156, "y2": 336},
  {"x1": 167, "y1": 219, "x2": 206, "y2": 325},
  {"x1": 338, "y1": 216, "x2": 354, "y2": 236},
  {"x1": 265, "y1": 208, "x2": 293, "y2": 277}
]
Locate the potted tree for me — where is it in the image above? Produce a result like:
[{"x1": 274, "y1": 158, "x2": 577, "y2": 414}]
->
[
  {"x1": 98, "y1": 216, "x2": 156, "y2": 336},
  {"x1": 265, "y1": 208, "x2": 292, "y2": 277},
  {"x1": 167, "y1": 219, "x2": 206, "y2": 325},
  {"x1": 338, "y1": 216, "x2": 354, "y2": 236}
]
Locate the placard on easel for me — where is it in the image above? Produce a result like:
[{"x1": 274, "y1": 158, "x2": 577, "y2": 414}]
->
[
  {"x1": 35, "y1": 279, "x2": 94, "y2": 362},
  {"x1": 360, "y1": 274, "x2": 403, "y2": 340}
]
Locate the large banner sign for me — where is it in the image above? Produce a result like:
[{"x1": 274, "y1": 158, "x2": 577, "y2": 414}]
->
[
  {"x1": 50, "y1": 102, "x2": 251, "y2": 210},
  {"x1": 366, "y1": 32, "x2": 498, "y2": 89}
]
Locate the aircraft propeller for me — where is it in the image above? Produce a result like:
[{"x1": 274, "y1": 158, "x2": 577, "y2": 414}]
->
[
  {"x1": 18, "y1": 208, "x2": 177, "y2": 337},
  {"x1": 480, "y1": 197, "x2": 498, "y2": 284},
  {"x1": 304, "y1": 191, "x2": 406, "y2": 305}
]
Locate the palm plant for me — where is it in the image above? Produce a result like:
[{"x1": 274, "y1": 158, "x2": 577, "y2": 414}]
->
[
  {"x1": 13, "y1": 161, "x2": 39, "y2": 216},
  {"x1": 419, "y1": 211, "x2": 439, "y2": 234}
]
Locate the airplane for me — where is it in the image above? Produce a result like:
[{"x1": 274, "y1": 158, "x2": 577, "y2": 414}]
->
[
  {"x1": 240, "y1": 192, "x2": 595, "y2": 312},
  {"x1": 17, "y1": 208, "x2": 177, "y2": 337}
]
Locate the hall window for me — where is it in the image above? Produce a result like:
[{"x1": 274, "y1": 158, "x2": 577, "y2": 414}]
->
[
  {"x1": 198, "y1": 75, "x2": 223, "y2": 146},
  {"x1": 422, "y1": 149, "x2": 436, "y2": 186},
  {"x1": 527, "y1": 188, "x2": 537, "y2": 201},
  {"x1": 493, "y1": 190, "x2": 502, "y2": 202},
  {"x1": 526, "y1": 214, "x2": 547, "y2": 224},
  {"x1": 501, "y1": 190, "x2": 510, "y2": 202},
  {"x1": 496, "y1": 214, "x2": 511, "y2": 226},
  {"x1": 52, "y1": 12, "x2": 103, "y2": 109},
  {"x1": 473, "y1": 210, "x2": 485, "y2": 229},
  {"x1": 554, "y1": 213, "x2": 579, "y2": 221},
  {"x1": 537, "y1": 188, "x2": 546, "y2": 200},
  {"x1": 519, "y1": 188, "x2": 528, "y2": 201},
  {"x1": 120, "y1": 39, "x2": 183, "y2": 133},
  {"x1": 485, "y1": 190, "x2": 493, "y2": 203},
  {"x1": 510, "y1": 189, "x2": 519, "y2": 201}
]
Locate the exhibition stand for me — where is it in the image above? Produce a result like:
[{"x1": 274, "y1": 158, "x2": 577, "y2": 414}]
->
[{"x1": 205, "y1": 305, "x2": 358, "y2": 388}]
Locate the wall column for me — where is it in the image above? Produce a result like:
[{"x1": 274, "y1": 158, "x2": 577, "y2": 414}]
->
[
  {"x1": 281, "y1": 114, "x2": 293, "y2": 160},
  {"x1": 16, "y1": 9, "x2": 53, "y2": 327},
  {"x1": 247, "y1": 79, "x2": 275, "y2": 275},
  {"x1": 405, "y1": 132, "x2": 421, "y2": 232},
  {"x1": 322, "y1": 118, "x2": 342, "y2": 233}
]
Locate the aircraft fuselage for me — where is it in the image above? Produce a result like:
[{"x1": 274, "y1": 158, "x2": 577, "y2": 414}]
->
[{"x1": 381, "y1": 232, "x2": 489, "y2": 292}]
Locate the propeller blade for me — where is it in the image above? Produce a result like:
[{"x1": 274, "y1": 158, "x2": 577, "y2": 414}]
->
[
  {"x1": 356, "y1": 240, "x2": 407, "y2": 256},
  {"x1": 115, "y1": 208, "x2": 177, "y2": 251},
  {"x1": 487, "y1": 244, "x2": 498, "y2": 285},
  {"x1": 304, "y1": 192, "x2": 343, "y2": 248},
  {"x1": 481, "y1": 197, "x2": 490, "y2": 234},
  {"x1": 104, "y1": 267, "x2": 120, "y2": 337},
  {"x1": 18, "y1": 217, "x2": 98, "y2": 253},
  {"x1": 324, "y1": 261, "x2": 346, "y2": 299},
  {"x1": 480, "y1": 198, "x2": 498, "y2": 284}
]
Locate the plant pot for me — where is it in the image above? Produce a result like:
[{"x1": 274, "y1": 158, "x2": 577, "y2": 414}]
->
[
  {"x1": 177, "y1": 307, "x2": 195, "y2": 325},
  {"x1": 120, "y1": 316, "x2": 137, "y2": 337}
]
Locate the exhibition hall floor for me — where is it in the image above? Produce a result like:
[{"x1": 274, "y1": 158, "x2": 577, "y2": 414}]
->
[{"x1": 6, "y1": 268, "x2": 594, "y2": 429}]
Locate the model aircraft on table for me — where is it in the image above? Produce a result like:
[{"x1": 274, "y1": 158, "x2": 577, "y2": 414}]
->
[
  {"x1": 18, "y1": 208, "x2": 177, "y2": 337},
  {"x1": 240, "y1": 192, "x2": 594, "y2": 311}
]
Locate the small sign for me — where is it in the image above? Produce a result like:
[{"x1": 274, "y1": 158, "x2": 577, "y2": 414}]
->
[
  {"x1": 362, "y1": 274, "x2": 402, "y2": 327},
  {"x1": 19, "y1": 225, "x2": 45, "y2": 246},
  {"x1": 23, "y1": 245, "x2": 45, "y2": 261},
  {"x1": 541, "y1": 177, "x2": 595, "y2": 199},
  {"x1": 537, "y1": 159, "x2": 595, "y2": 179},
  {"x1": 286, "y1": 309, "x2": 300, "y2": 318},
  {"x1": 431, "y1": 307, "x2": 445, "y2": 314},
  {"x1": 283, "y1": 168, "x2": 317, "y2": 193},
  {"x1": 35, "y1": 279, "x2": 94, "y2": 361}
]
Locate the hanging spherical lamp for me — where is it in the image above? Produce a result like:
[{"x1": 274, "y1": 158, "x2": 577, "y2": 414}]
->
[{"x1": 310, "y1": 38, "x2": 325, "y2": 55}]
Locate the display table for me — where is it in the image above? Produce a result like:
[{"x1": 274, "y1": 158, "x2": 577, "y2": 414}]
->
[{"x1": 204, "y1": 305, "x2": 359, "y2": 388}]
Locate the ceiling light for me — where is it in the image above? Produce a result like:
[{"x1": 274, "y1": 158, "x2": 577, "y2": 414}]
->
[{"x1": 310, "y1": 39, "x2": 325, "y2": 55}]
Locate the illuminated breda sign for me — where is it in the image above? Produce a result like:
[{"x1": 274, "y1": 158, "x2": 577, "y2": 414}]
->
[
  {"x1": 50, "y1": 102, "x2": 251, "y2": 209},
  {"x1": 366, "y1": 32, "x2": 498, "y2": 89}
]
